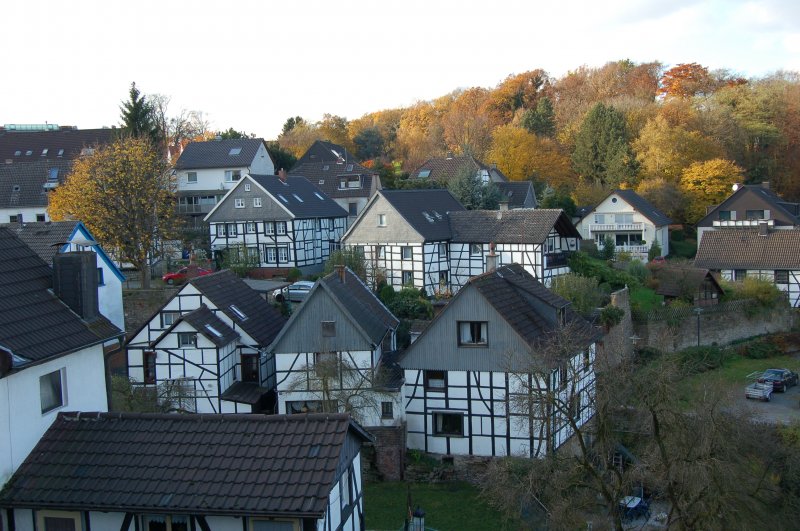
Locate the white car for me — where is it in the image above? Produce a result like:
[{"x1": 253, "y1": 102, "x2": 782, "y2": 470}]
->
[{"x1": 287, "y1": 280, "x2": 315, "y2": 302}]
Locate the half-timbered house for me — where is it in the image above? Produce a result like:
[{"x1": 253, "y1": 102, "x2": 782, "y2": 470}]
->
[
  {"x1": 204, "y1": 172, "x2": 348, "y2": 276},
  {"x1": 289, "y1": 161, "x2": 381, "y2": 223},
  {"x1": 400, "y1": 264, "x2": 600, "y2": 458},
  {"x1": 270, "y1": 266, "x2": 401, "y2": 427},
  {"x1": 126, "y1": 270, "x2": 286, "y2": 413},
  {"x1": 341, "y1": 189, "x2": 466, "y2": 293},
  {"x1": 0, "y1": 412, "x2": 372, "y2": 531},
  {"x1": 695, "y1": 227, "x2": 800, "y2": 307},
  {"x1": 448, "y1": 208, "x2": 580, "y2": 289}
]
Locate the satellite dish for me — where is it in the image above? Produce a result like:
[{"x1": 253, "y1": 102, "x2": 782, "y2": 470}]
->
[{"x1": 732, "y1": 183, "x2": 740, "y2": 192}]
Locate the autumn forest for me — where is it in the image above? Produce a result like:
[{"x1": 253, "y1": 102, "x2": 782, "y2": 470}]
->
[{"x1": 274, "y1": 60, "x2": 800, "y2": 224}]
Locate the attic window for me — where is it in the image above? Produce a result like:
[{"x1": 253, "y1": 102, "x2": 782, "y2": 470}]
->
[
  {"x1": 204, "y1": 324, "x2": 223, "y2": 338},
  {"x1": 49, "y1": 168, "x2": 59, "y2": 180},
  {"x1": 41, "y1": 148, "x2": 48, "y2": 156},
  {"x1": 314, "y1": 192, "x2": 325, "y2": 200},
  {"x1": 229, "y1": 304, "x2": 248, "y2": 321},
  {"x1": 418, "y1": 169, "x2": 431, "y2": 178},
  {"x1": 319, "y1": 180, "x2": 324, "y2": 184},
  {"x1": 322, "y1": 321, "x2": 336, "y2": 337},
  {"x1": 277, "y1": 194, "x2": 289, "y2": 203},
  {"x1": 229, "y1": 147, "x2": 242, "y2": 156},
  {"x1": 292, "y1": 193, "x2": 304, "y2": 202}
]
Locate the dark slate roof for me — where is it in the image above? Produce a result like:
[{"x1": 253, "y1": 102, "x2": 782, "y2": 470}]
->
[
  {"x1": 190, "y1": 270, "x2": 286, "y2": 345},
  {"x1": 697, "y1": 184, "x2": 800, "y2": 227},
  {"x1": 0, "y1": 412, "x2": 371, "y2": 517},
  {"x1": 289, "y1": 162, "x2": 378, "y2": 199},
  {"x1": 294, "y1": 140, "x2": 357, "y2": 167},
  {"x1": 495, "y1": 181, "x2": 536, "y2": 209},
  {"x1": 611, "y1": 189, "x2": 672, "y2": 226},
  {"x1": 694, "y1": 228, "x2": 800, "y2": 270},
  {"x1": 321, "y1": 267, "x2": 399, "y2": 344},
  {"x1": 181, "y1": 305, "x2": 239, "y2": 347},
  {"x1": 174, "y1": 138, "x2": 267, "y2": 169},
  {"x1": 410, "y1": 155, "x2": 508, "y2": 182},
  {"x1": 0, "y1": 128, "x2": 115, "y2": 163},
  {"x1": 0, "y1": 228, "x2": 122, "y2": 365},
  {"x1": 652, "y1": 266, "x2": 723, "y2": 298},
  {"x1": 380, "y1": 189, "x2": 465, "y2": 241},
  {"x1": 221, "y1": 381, "x2": 272, "y2": 405},
  {"x1": 0, "y1": 159, "x2": 73, "y2": 210},
  {"x1": 449, "y1": 209, "x2": 580, "y2": 243},
  {"x1": 400, "y1": 264, "x2": 601, "y2": 372},
  {"x1": 375, "y1": 350, "x2": 403, "y2": 391},
  {"x1": 250, "y1": 175, "x2": 348, "y2": 218},
  {"x1": 0, "y1": 221, "x2": 77, "y2": 263}
]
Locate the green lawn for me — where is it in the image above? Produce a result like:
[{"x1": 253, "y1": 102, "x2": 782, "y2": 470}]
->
[
  {"x1": 630, "y1": 285, "x2": 663, "y2": 313},
  {"x1": 364, "y1": 481, "x2": 515, "y2": 531}
]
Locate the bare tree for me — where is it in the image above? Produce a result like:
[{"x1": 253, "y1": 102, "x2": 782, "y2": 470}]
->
[{"x1": 285, "y1": 352, "x2": 395, "y2": 426}]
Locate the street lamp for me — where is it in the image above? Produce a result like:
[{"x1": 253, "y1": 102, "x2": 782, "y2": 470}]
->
[
  {"x1": 693, "y1": 307, "x2": 703, "y2": 347},
  {"x1": 411, "y1": 507, "x2": 426, "y2": 531}
]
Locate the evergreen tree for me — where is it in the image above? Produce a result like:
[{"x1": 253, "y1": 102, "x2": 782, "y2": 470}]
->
[
  {"x1": 571, "y1": 103, "x2": 638, "y2": 188},
  {"x1": 521, "y1": 97, "x2": 555, "y2": 138},
  {"x1": 119, "y1": 82, "x2": 162, "y2": 146},
  {"x1": 448, "y1": 167, "x2": 501, "y2": 209}
]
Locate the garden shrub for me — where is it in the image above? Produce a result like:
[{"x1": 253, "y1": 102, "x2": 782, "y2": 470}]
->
[
  {"x1": 677, "y1": 345, "x2": 730, "y2": 374},
  {"x1": 286, "y1": 267, "x2": 302, "y2": 282},
  {"x1": 739, "y1": 340, "x2": 782, "y2": 359}
]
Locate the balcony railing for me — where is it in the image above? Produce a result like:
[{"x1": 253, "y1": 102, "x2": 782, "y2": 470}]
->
[
  {"x1": 712, "y1": 219, "x2": 773, "y2": 227},
  {"x1": 590, "y1": 222, "x2": 643, "y2": 232},
  {"x1": 178, "y1": 203, "x2": 215, "y2": 214}
]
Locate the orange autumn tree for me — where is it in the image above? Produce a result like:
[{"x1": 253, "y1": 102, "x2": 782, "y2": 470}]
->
[
  {"x1": 49, "y1": 137, "x2": 180, "y2": 288},
  {"x1": 658, "y1": 63, "x2": 717, "y2": 99},
  {"x1": 487, "y1": 124, "x2": 575, "y2": 187},
  {"x1": 679, "y1": 158, "x2": 744, "y2": 223}
]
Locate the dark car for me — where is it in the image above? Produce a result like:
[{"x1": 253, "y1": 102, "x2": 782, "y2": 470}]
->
[
  {"x1": 162, "y1": 266, "x2": 213, "y2": 285},
  {"x1": 757, "y1": 368, "x2": 799, "y2": 392}
]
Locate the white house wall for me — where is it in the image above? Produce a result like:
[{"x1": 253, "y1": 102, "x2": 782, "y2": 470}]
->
[
  {"x1": 1, "y1": 206, "x2": 49, "y2": 224},
  {"x1": 0, "y1": 345, "x2": 108, "y2": 485},
  {"x1": 720, "y1": 269, "x2": 800, "y2": 307}
]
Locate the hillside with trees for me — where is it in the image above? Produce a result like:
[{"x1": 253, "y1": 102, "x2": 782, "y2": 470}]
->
[{"x1": 274, "y1": 61, "x2": 800, "y2": 224}]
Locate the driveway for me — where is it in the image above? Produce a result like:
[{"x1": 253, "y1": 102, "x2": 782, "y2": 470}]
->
[{"x1": 734, "y1": 382, "x2": 800, "y2": 424}]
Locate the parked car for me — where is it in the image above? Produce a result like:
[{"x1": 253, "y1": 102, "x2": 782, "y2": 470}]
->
[
  {"x1": 287, "y1": 280, "x2": 315, "y2": 302},
  {"x1": 162, "y1": 267, "x2": 212, "y2": 285},
  {"x1": 757, "y1": 368, "x2": 799, "y2": 392}
]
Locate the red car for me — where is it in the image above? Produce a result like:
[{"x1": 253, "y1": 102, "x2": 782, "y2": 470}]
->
[{"x1": 162, "y1": 267, "x2": 212, "y2": 285}]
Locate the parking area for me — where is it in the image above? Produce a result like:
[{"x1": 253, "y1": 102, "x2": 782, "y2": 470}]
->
[{"x1": 736, "y1": 381, "x2": 800, "y2": 424}]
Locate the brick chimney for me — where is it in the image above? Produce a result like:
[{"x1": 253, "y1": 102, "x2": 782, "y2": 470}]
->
[
  {"x1": 486, "y1": 242, "x2": 498, "y2": 272},
  {"x1": 499, "y1": 201, "x2": 509, "y2": 211},
  {"x1": 335, "y1": 264, "x2": 345, "y2": 283}
]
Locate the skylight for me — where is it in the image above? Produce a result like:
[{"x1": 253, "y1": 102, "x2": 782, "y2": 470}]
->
[
  {"x1": 229, "y1": 147, "x2": 242, "y2": 156},
  {"x1": 14, "y1": 150, "x2": 21, "y2": 156},
  {"x1": 292, "y1": 193, "x2": 304, "y2": 202},
  {"x1": 322, "y1": 165, "x2": 329, "y2": 171},
  {"x1": 25, "y1": 150, "x2": 32, "y2": 156},
  {"x1": 278, "y1": 194, "x2": 289, "y2": 203},
  {"x1": 204, "y1": 324, "x2": 223, "y2": 338},
  {"x1": 48, "y1": 168, "x2": 59, "y2": 180},
  {"x1": 314, "y1": 192, "x2": 325, "y2": 200},
  {"x1": 422, "y1": 212, "x2": 434, "y2": 223},
  {"x1": 12, "y1": 185, "x2": 20, "y2": 192},
  {"x1": 229, "y1": 305, "x2": 248, "y2": 321},
  {"x1": 41, "y1": 149, "x2": 48, "y2": 156},
  {"x1": 418, "y1": 169, "x2": 431, "y2": 178},
  {"x1": 346, "y1": 164, "x2": 353, "y2": 171},
  {"x1": 57, "y1": 149, "x2": 64, "y2": 157},
  {"x1": 432, "y1": 210, "x2": 443, "y2": 220},
  {"x1": 319, "y1": 180, "x2": 325, "y2": 184}
]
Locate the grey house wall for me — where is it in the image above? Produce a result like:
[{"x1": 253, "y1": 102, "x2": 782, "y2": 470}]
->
[
  {"x1": 344, "y1": 194, "x2": 425, "y2": 244},
  {"x1": 271, "y1": 288, "x2": 375, "y2": 354},
  {"x1": 207, "y1": 181, "x2": 291, "y2": 222}
]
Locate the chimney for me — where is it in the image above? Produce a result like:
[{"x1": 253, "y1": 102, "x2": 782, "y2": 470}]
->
[
  {"x1": 215, "y1": 134, "x2": 222, "y2": 141},
  {"x1": 499, "y1": 201, "x2": 509, "y2": 211},
  {"x1": 486, "y1": 242, "x2": 498, "y2": 272},
  {"x1": 761, "y1": 181, "x2": 770, "y2": 190},
  {"x1": 446, "y1": 151, "x2": 453, "y2": 160},
  {"x1": 278, "y1": 168, "x2": 287, "y2": 183},
  {"x1": 758, "y1": 221, "x2": 769, "y2": 237},
  {"x1": 53, "y1": 251, "x2": 99, "y2": 321},
  {"x1": 335, "y1": 264, "x2": 345, "y2": 283}
]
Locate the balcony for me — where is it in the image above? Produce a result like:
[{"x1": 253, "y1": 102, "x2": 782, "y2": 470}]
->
[
  {"x1": 177, "y1": 203, "x2": 216, "y2": 214},
  {"x1": 590, "y1": 222, "x2": 643, "y2": 232},
  {"x1": 712, "y1": 219, "x2": 773, "y2": 228}
]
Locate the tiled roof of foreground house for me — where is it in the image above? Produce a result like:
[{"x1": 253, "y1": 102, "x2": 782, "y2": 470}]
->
[
  {"x1": 0, "y1": 412, "x2": 371, "y2": 518},
  {"x1": 695, "y1": 228, "x2": 800, "y2": 270}
]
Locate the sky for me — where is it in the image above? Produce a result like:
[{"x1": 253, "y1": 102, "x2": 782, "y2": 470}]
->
[{"x1": 3, "y1": 0, "x2": 799, "y2": 139}]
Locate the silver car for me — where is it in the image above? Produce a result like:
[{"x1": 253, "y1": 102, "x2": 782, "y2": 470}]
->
[{"x1": 287, "y1": 280, "x2": 315, "y2": 302}]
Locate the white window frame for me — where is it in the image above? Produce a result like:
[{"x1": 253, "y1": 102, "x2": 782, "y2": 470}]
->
[
  {"x1": 216, "y1": 224, "x2": 226, "y2": 237},
  {"x1": 470, "y1": 243, "x2": 482, "y2": 256},
  {"x1": 178, "y1": 332, "x2": 196, "y2": 347},
  {"x1": 265, "y1": 222, "x2": 275, "y2": 235},
  {"x1": 227, "y1": 223, "x2": 238, "y2": 237},
  {"x1": 246, "y1": 222, "x2": 257, "y2": 234},
  {"x1": 224, "y1": 169, "x2": 242, "y2": 182},
  {"x1": 402, "y1": 270, "x2": 413, "y2": 285},
  {"x1": 276, "y1": 221, "x2": 287, "y2": 235},
  {"x1": 401, "y1": 246, "x2": 413, "y2": 260},
  {"x1": 266, "y1": 247, "x2": 277, "y2": 263},
  {"x1": 162, "y1": 311, "x2": 179, "y2": 327},
  {"x1": 278, "y1": 246, "x2": 289, "y2": 262},
  {"x1": 234, "y1": 198, "x2": 245, "y2": 209},
  {"x1": 186, "y1": 171, "x2": 197, "y2": 184},
  {"x1": 40, "y1": 368, "x2": 66, "y2": 414},
  {"x1": 253, "y1": 197, "x2": 262, "y2": 208},
  {"x1": 378, "y1": 213, "x2": 387, "y2": 227},
  {"x1": 244, "y1": 183, "x2": 251, "y2": 192}
]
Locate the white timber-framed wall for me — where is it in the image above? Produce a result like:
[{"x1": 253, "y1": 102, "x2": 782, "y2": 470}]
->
[
  {"x1": 205, "y1": 175, "x2": 347, "y2": 274},
  {"x1": 717, "y1": 269, "x2": 800, "y2": 307},
  {"x1": 126, "y1": 283, "x2": 275, "y2": 414}
]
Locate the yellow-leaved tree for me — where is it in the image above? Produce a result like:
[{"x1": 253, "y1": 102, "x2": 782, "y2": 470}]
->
[
  {"x1": 49, "y1": 137, "x2": 180, "y2": 288},
  {"x1": 679, "y1": 158, "x2": 744, "y2": 223},
  {"x1": 487, "y1": 124, "x2": 575, "y2": 187}
]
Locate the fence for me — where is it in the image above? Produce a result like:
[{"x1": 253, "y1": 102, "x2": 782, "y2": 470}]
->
[{"x1": 631, "y1": 298, "x2": 756, "y2": 324}]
